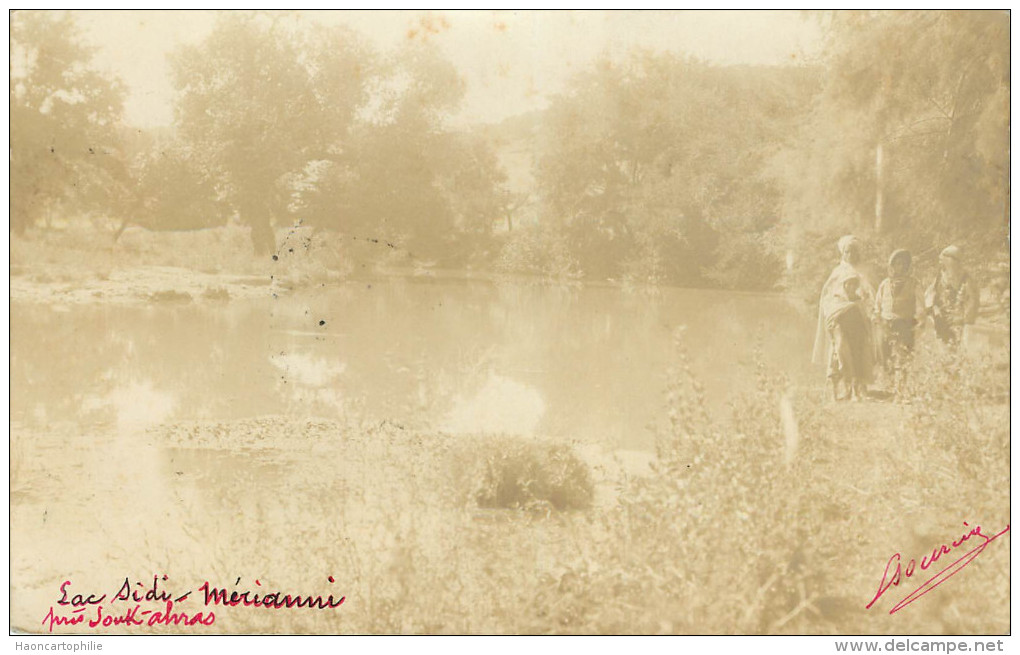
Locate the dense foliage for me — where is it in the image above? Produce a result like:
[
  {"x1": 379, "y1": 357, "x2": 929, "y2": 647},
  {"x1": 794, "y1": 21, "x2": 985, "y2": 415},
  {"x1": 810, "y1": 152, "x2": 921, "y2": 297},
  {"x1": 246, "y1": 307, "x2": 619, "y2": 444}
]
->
[
  {"x1": 11, "y1": 12, "x2": 128, "y2": 233},
  {"x1": 779, "y1": 10, "x2": 1009, "y2": 296},
  {"x1": 531, "y1": 56, "x2": 817, "y2": 288},
  {"x1": 10, "y1": 10, "x2": 1009, "y2": 292}
]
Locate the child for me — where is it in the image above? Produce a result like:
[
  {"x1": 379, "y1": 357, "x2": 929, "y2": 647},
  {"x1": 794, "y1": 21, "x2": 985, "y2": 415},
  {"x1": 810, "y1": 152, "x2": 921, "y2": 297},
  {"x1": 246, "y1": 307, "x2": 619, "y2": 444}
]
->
[
  {"x1": 875, "y1": 249, "x2": 924, "y2": 379},
  {"x1": 826, "y1": 275, "x2": 871, "y2": 401},
  {"x1": 925, "y1": 245, "x2": 979, "y2": 345}
]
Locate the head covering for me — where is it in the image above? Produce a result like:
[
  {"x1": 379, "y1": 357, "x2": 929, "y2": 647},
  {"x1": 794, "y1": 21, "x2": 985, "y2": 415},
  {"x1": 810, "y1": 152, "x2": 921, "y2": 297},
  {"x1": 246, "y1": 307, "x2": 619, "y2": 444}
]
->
[
  {"x1": 939, "y1": 245, "x2": 962, "y2": 261},
  {"x1": 838, "y1": 235, "x2": 859, "y2": 256},
  {"x1": 888, "y1": 249, "x2": 912, "y2": 269}
]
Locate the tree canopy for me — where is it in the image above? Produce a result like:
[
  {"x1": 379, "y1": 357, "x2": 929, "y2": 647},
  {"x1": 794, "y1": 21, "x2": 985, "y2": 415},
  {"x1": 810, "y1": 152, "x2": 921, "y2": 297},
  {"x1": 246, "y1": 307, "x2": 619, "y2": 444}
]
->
[
  {"x1": 776, "y1": 10, "x2": 1009, "y2": 294},
  {"x1": 10, "y1": 11, "x2": 128, "y2": 233},
  {"x1": 167, "y1": 13, "x2": 372, "y2": 254},
  {"x1": 533, "y1": 54, "x2": 818, "y2": 287},
  {"x1": 10, "y1": 10, "x2": 1009, "y2": 293}
]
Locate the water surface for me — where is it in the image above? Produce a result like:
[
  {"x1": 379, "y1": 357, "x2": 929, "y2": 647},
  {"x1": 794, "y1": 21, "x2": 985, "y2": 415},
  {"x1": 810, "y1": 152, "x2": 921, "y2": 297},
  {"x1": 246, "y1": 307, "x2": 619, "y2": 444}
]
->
[{"x1": 12, "y1": 279, "x2": 816, "y2": 449}]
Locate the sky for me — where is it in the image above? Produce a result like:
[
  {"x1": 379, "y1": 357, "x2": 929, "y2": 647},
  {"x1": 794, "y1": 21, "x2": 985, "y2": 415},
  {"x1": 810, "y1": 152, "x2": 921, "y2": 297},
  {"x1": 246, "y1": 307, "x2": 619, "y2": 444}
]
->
[{"x1": 70, "y1": 10, "x2": 824, "y2": 128}]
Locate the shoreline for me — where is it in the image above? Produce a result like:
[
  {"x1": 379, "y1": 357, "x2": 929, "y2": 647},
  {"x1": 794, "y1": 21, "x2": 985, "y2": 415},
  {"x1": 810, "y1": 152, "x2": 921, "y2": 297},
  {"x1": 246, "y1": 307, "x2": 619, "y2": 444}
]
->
[
  {"x1": 10, "y1": 264, "x2": 1008, "y2": 342},
  {"x1": 7, "y1": 260, "x2": 818, "y2": 309}
]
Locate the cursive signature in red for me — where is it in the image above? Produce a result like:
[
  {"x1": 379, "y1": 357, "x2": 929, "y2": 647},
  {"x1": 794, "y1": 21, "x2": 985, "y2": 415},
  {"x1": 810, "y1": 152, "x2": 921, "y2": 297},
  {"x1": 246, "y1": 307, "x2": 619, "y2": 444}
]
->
[{"x1": 866, "y1": 521, "x2": 1010, "y2": 614}]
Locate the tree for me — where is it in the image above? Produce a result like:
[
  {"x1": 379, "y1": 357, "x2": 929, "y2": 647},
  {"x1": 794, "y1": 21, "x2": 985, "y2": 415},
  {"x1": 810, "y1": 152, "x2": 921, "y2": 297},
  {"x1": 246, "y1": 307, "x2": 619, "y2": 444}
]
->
[
  {"x1": 775, "y1": 11, "x2": 1008, "y2": 297},
  {"x1": 301, "y1": 41, "x2": 506, "y2": 264},
  {"x1": 430, "y1": 130, "x2": 508, "y2": 264},
  {"x1": 128, "y1": 140, "x2": 229, "y2": 234},
  {"x1": 781, "y1": 11, "x2": 1008, "y2": 244},
  {"x1": 536, "y1": 53, "x2": 815, "y2": 286},
  {"x1": 10, "y1": 11, "x2": 128, "y2": 233},
  {"x1": 169, "y1": 13, "x2": 371, "y2": 255}
]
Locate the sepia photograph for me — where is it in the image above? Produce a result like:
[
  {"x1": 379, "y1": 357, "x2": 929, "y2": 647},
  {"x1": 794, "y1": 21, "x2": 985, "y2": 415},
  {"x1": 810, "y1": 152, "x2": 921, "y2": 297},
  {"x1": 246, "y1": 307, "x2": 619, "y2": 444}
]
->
[{"x1": 8, "y1": 9, "x2": 1011, "y2": 640}]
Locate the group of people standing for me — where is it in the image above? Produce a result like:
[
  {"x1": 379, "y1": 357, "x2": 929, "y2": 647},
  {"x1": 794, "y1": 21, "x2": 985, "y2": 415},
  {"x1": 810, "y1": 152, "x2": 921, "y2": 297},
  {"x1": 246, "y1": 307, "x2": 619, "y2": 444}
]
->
[{"x1": 812, "y1": 235, "x2": 980, "y2": 401}]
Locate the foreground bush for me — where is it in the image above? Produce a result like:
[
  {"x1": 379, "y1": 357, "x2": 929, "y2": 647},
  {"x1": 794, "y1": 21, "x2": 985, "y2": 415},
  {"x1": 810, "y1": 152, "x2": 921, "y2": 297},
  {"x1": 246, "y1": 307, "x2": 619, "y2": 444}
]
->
[
  {"x1": 546, "y1": 332, "x2": 1010, "y2": 634},
  {"x1": 470, "y1": 436, "x2": 594, "y2": 512}
]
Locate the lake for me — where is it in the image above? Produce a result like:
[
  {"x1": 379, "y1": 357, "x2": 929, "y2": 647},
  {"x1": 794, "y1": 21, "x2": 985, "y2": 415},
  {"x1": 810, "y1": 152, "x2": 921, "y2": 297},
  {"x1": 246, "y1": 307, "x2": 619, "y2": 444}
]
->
[{"x1": 11, "y1": 278, "x2": 817, "y2": 451}]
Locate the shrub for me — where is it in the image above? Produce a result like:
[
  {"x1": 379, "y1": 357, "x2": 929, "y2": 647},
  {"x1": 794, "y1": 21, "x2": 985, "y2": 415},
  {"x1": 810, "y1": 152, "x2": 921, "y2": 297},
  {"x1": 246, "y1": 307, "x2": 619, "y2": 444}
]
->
[
  {"x1": 563, "y1": 330, "x2": 1011, "y2": 635},
  {"x1": 470, "y1": 437, "x2": 594, "y2": 511}
]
